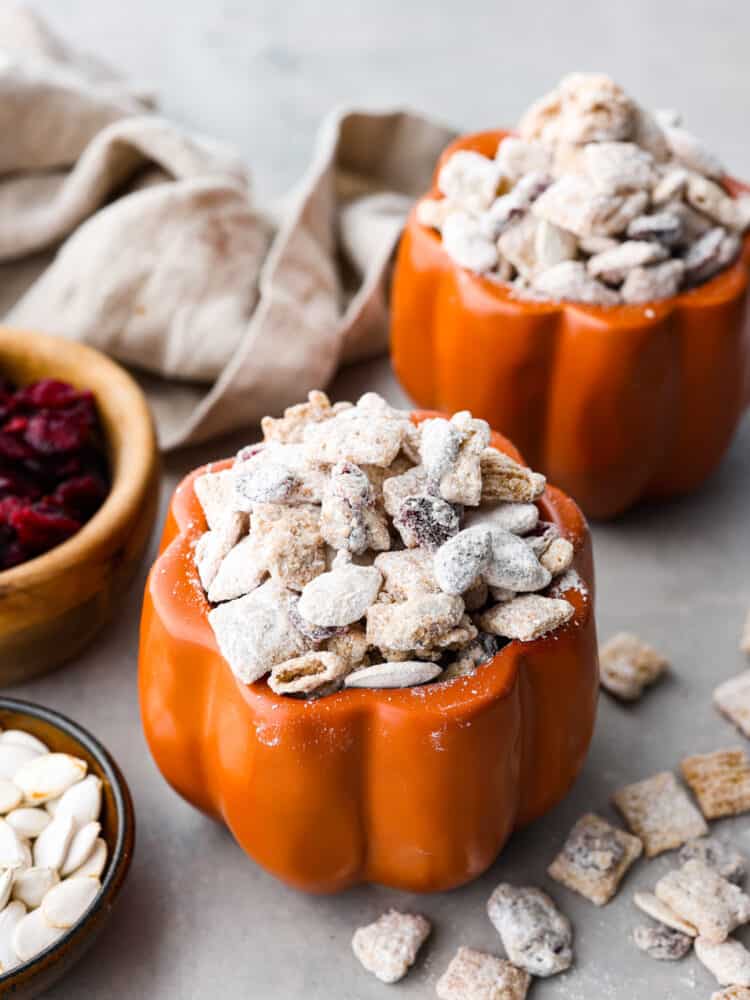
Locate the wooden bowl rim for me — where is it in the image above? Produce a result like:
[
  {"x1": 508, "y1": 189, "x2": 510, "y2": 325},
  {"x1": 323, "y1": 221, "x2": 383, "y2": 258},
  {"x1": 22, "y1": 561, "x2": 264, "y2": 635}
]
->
[
  {"x1": 0, "y1": 327, "x2": 157, "y2": 588},
  {"x1": 0, "y1": 696, "x2": 135, "y2": 987}
]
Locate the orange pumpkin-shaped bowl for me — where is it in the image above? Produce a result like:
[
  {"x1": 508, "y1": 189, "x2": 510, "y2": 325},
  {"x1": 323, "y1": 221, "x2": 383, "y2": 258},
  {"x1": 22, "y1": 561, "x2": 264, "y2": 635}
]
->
[
  {"x1": 138, "y1": 416, "x2": 598, "y2": 894},
  {"x1": 391, "y1": 130, "x2": 750, "y2": 520}
]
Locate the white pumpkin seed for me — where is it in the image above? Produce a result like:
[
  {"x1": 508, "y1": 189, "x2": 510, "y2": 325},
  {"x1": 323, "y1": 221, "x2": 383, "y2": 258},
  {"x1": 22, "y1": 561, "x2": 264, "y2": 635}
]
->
[
  {"x1": 69, "y1": 838, "x2": 107, "y2": 880},
  {"x1": 0, "y1": 870, "x2": 13, "y2": 911},
  {"x1": 33, "y1": 813, "x2": 75, "y2": 871},
  {"x1": 0, "y1": 819, "x2": 30, "y2": 870},
  {"x1": 12, "y1": 906, "x2": 62, "y2": 962},
  {"x1": 0, "y1": 731, "x2": 49, "y2": 755},
  {"x1": 0, "y1": 780, "x2": 23, "y2": 815},
  {"x1": 61, "y1": 822, "x2": 100, "y2": 877},
  {"x1": 0, "y1": 900, "x2": 26, "y2": 972},
  {"x1": 0, "y1": 744, "x2": 41, "y2": 781},
  {"x1": 13, "y1": 753, "x2": 87, "y2": 805},
  {"x1": 45, "y1": 798, "x2": 60, "y2": 818},
  {"x1": 55, "y1": 775, "x2": 102, "y2": 829},
  {"x1": 41, "y1": 876, "x2": 100, "y2": 930},
  {"x1": 6, "y1": 808, "x2": 50, "y2": 840},
  {"x1": 12, "y1": 868, "x2": 59, "y2": 909}
]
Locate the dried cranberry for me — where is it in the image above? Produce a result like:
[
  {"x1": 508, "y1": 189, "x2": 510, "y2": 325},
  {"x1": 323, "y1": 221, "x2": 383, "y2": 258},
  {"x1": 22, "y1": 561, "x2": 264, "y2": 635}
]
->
[
  {"x1": 25, "y1": 412, "x2": 89, "y2": 455},
  {"x1": 0, "y1": 472, "x2": 40, "y2": 500},
  {"x1": 0, "y1": 431, "x2": 34, "y2": 461},
  {"x1": 9, "y1": 504, "x2": 81, "y2": 553},
  {"x1": 52, "y1": 475, "x2": 108, "y2": 518},
  {"x1": 15, "y1": 379, "x2": 91, "y2": 410}
]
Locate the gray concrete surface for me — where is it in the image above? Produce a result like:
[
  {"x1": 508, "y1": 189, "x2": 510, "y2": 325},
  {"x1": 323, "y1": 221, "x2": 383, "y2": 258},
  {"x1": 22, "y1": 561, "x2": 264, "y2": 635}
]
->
[{"x1": 12, "y1": 1, "x2": 750, "y2": 996}]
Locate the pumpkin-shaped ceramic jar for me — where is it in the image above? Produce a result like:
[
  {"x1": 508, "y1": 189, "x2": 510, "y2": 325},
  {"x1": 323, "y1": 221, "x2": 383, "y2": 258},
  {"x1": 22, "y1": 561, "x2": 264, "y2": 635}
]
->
[
  {"x1": 139, "y1": 416, "x2": 598, "y2": 894},
  {"x1": 391, "y1": 130, "x2": 750, "y2": 520}
]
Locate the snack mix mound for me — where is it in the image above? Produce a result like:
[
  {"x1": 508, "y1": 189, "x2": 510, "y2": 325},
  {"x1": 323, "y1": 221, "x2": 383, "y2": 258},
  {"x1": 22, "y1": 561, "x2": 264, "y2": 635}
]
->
[
  {"x1": 417, "y1": 72, "x2": 750, "y2": 305},
  {"x1": 0, "y1": 378, "x2": 110, "y2": 570},
  {"x1": 195, "y1": 391, "x2": 581, "y2": 698}
]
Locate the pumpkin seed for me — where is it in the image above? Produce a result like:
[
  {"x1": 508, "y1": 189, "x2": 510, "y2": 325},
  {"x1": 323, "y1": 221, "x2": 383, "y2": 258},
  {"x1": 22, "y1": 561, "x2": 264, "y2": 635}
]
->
[
  {"x1": 41, "y1": 876, "x2": 100, "y2": 930},
  {"x1": 13, "y1": 754, "x2": 87, "y2": 805},
  {"x1": 69, "y1": 838, "x2": 107, "y2": 879},
  {"x1": 12, "y1": 906, "x2": 62, "y2": 962},
  {"x1": 33, "y1": 813, "x2": 75, "y2": 870},
  {"x1": 12, "y1": 868, "x2": 59, "y2": 910},
  {"x1": 0, "y1": 731, "x2": 49, "y2": 755},
  {"x1": 61, "y1": 822, "x2": 100, "y2": 876},
  {"x1": 0, "y1": 744, "x2": 41, "y2": 781},
  {"x1": 55, "y1": 775, "x2": 102, "y2": 829},
  {"x1": 0, "y1": 870, "x2": 13, "y2": 911},
  {"x1": 0, "y1": 818, "x2": 30, "y2": 870},
  {"x1": 6, "y1": 807, "x2": 50, "y2": 840},
  {"x1": 0, "y1": 780, "x2": 23, "y2": 815},
  {"x1": 0, "y1": 901, "x2": 26, "y2": 972}
]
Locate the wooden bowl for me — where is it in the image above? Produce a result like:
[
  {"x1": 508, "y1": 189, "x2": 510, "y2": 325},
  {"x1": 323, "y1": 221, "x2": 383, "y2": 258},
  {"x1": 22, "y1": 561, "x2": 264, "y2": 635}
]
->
[
  {"x1": 0, "y1": 327, "x2": 159, "y2": 684},
  {"x1": 0, "y1": 697, "x2": 135, "y2": 998}
]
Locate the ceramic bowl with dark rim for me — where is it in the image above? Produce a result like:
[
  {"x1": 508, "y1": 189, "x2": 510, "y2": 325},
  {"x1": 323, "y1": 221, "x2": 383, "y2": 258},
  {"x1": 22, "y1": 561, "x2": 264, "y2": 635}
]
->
[
  {"x1": 0, "y1": 698, "x2": 134, "y2": 999},
  {"x1": 0, "y1": 327, "x2": 160, "y2": 685}
]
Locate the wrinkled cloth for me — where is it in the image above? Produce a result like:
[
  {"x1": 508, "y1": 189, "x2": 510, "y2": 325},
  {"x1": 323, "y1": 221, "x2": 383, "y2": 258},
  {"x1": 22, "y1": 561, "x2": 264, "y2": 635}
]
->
[{"x1": 0, "y1": 5, "x2": 456, "y2": 448}]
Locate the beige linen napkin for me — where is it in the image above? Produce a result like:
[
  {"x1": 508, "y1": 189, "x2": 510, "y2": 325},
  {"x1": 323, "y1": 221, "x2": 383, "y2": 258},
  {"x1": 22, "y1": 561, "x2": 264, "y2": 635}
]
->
[{"x1": 0, "y1": 5, "x2": 456, "y2": 449}]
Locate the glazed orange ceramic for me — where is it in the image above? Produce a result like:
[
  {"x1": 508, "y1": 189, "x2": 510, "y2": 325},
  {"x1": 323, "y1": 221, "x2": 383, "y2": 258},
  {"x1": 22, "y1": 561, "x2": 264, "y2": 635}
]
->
[
  {"x1": 139, "y1": 416, "x2": 598, "y2": 894},
  {"x1": 391, "y1": 130, "x2": 750, "y2": 520}
]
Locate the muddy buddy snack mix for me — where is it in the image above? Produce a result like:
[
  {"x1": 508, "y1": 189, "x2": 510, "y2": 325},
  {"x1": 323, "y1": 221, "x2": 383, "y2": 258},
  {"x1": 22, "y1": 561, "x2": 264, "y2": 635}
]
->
[
  {"x1": 194, "y1": 392, "x2": 579, "y2": 698},
  {"x1": 417, "y1": 73, "x2": 750, "y2": 305}
]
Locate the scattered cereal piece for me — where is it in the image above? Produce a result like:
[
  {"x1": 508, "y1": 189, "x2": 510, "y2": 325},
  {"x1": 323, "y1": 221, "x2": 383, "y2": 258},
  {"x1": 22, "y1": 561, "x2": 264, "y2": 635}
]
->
[
  {"x1": 393, "y1": 494, "x2": 460, "y2": 550},
  {"x1": 320, "y1": 462, "x2": 390, "y2": 554},
  {"x1": 530, "y1": 260, "x2": 622, "y2": 306},
  {"x1": 297, "y1": 562, "x2": 382, "y2": 628},
  {"x1": 208, "y1": 580, "x2": 308, "y2": 684},
  {"x1": 438, "y1": 150, "x2": 504, "y2": 214},
  {"x1": 344, "y1": 660, "x2": 442, "y2": 690},
  {"x1": 436, "y1": 946, "x2": 530, "y2": 1000},
  {"x1": 681, "y1": 748, "x2": 750, "y2": 820},
  {"x1": 484, "y1": 530, "x2": 551, "y2": 591},
  {"x1": 365, "y1": 594, "x2": 464, "y2": 652},
  {"x1": 587, "y1": 240, "x2": 669, "y2": 284},
  {"x1": 695, "y1": 936, "x2": 750, "y2": 988},
  {"x1": 479, "y1": 449, "x2": 546, "y2": 503},
  {"x1": 599, "y1": 632, "x2": 669, "y2": 701},
  {"x1": 715, "y1": 671, "x2": 750, "y2": 739},
  {"x1": 268, "y1": 651, "x2": 350, "y2": 696},
  {"x1": 261, "y1": 390, "x2": 346, "y2": 444},
  {"x1": 194, "y1": 469, "x2": 237, "y2": 529},
  {"x1": 547, "y1": 813, "x2": 642, "y2": 906},
  {"x1": 540, "y1": 537, "x2": 574, "y2": 576},
  {"x1": 679, "y1": 838, "x2": 748, "y2": 886},
  {"x1": 374, "y1": 549, "x2": 440, "y2": 601},
  {"x1": 464, "y1": 501, "x2": 539, "y2": 536},
  {"x1": 633, "y1": 891, "x2": 697, "y2": 936},
  {"x1": 655, "y1": 861, "x2": 750, "y2": 943},
  {"x1": 486, "y1": 883, "x2": 573, "y2": 977},
  {"x1": 249, "y1": 504, "x2": 325, "y2": 592},
  {"x1": 621, "y1": 259, "x2": 685, "y2": 304},
  {"x1": 633, "y1": 924, "x2": 692, "y2": 961},
  {"x1": 583, "y1": 141, "x2": 658, "y2": 193},
  {"x1": 351, "y1": 910, "x2": 430, "y2": 984},
  {"x1": 613, "y1": 771, "x2": 707, "y2": 856},
  {"x1": 207, "y1": 535, "x2": 267, "y2": 604},
  {"x1": 478, "y1": 594, "x2": 574, "y2": 642}
]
